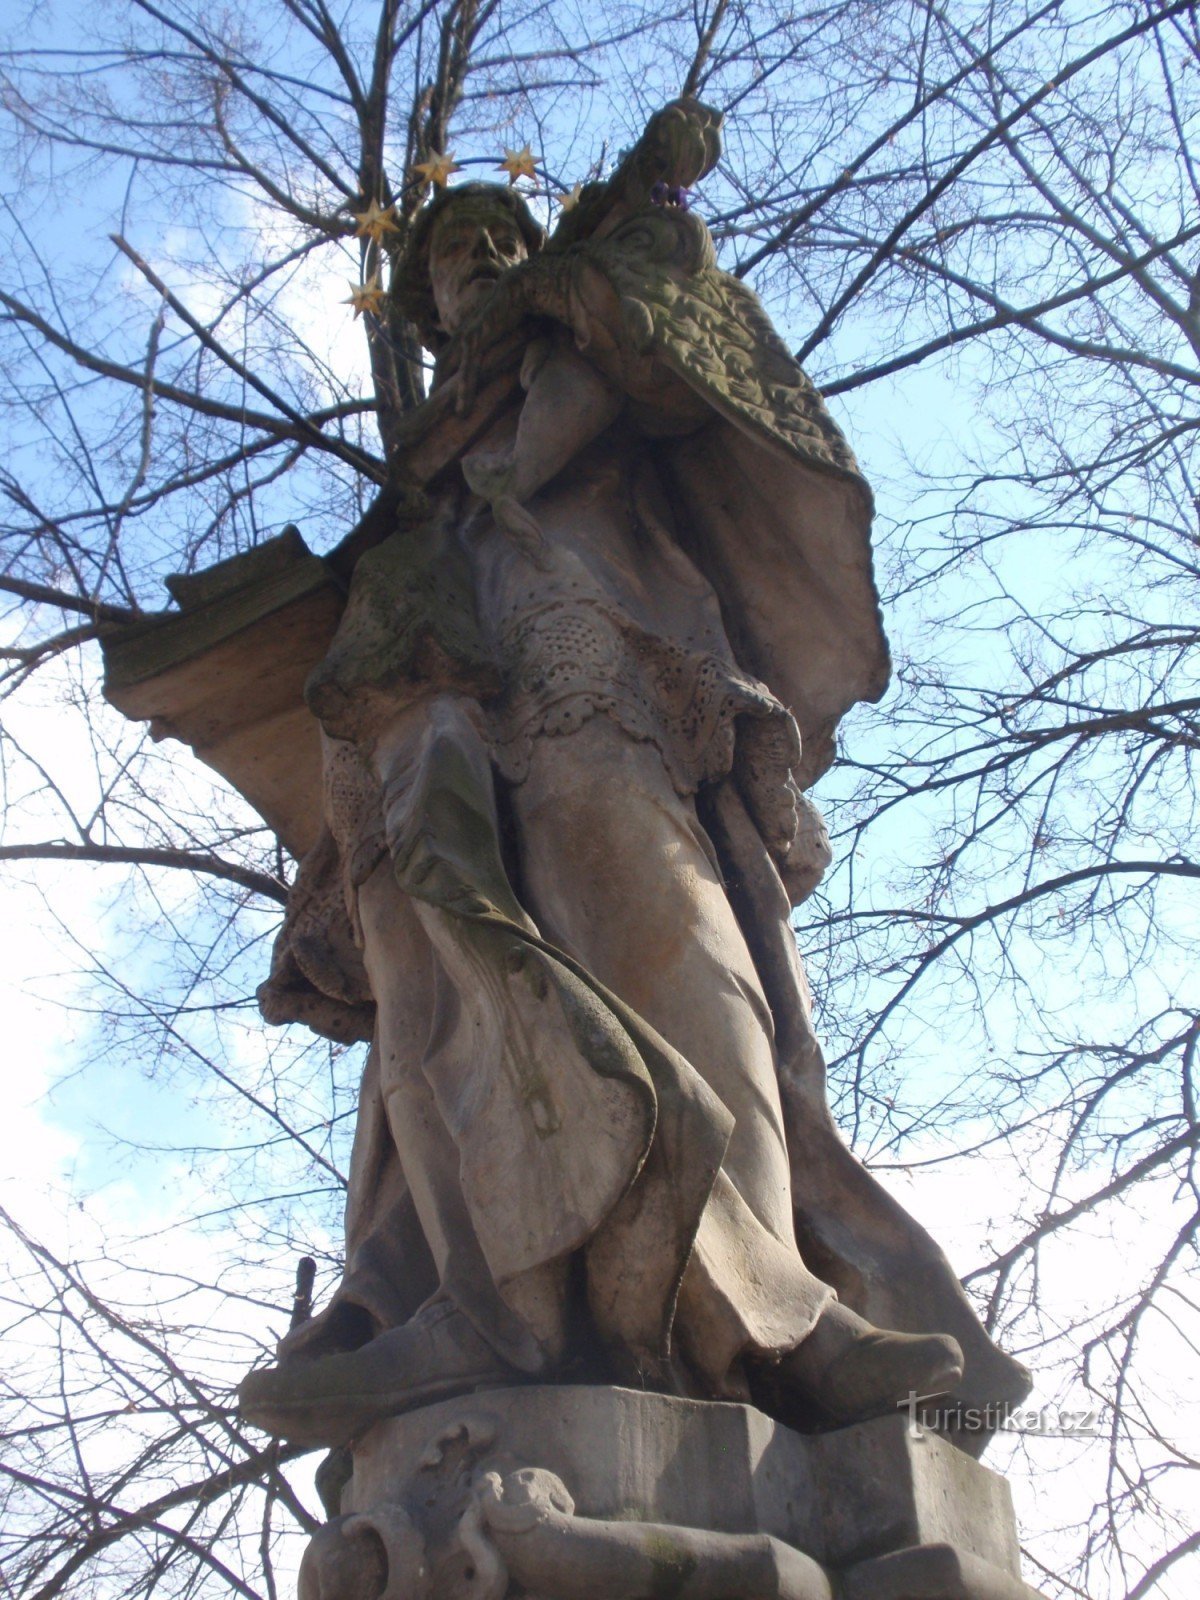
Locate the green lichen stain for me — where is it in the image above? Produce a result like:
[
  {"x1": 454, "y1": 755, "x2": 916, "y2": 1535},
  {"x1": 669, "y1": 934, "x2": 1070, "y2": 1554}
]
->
[
  {"x1": 643, "y1": 1530, "x2": 699, "y2": 1598},
  {"x1": 306, "y1": 504, "x2": 500, "y2": 740}
]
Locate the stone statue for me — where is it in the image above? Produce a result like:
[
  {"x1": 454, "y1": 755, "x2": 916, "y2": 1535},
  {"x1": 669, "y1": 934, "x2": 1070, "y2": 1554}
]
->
[
  {"x1": 226, "y1": 101, "x2": 1031, "y2": 1458},
  {"x1": 99, "y1": 99, "x2": 1047, "y2": 1600}
]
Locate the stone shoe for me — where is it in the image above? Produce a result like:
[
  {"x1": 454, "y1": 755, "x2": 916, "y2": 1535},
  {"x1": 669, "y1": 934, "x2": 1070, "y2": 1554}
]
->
[
  {"x1": 818, "y1": 1329, "x2": 964, "y2": 1423},
  {"x1": 238, "y1": 1300, "x2": 516, "y2": 1448},
  {"x1": 774, "y1": 1300, "x2": 964, "y2": 1426}
]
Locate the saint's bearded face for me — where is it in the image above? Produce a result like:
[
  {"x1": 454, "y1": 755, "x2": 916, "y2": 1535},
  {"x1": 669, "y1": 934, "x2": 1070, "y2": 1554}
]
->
[{"x1": 428, "y1": 202, "x2": 528, "y2": 335}]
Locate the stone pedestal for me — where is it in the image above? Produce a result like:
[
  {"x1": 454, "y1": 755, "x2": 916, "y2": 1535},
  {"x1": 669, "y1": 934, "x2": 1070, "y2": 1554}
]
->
[{"x1": 298, "y1": 1386, "x2": 1047, "y2": 1600}]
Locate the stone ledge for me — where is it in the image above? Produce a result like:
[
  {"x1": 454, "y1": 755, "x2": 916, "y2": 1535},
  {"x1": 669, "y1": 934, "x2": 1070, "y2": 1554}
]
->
[{"x1": 293, "y1": 1385, "x2": 1048, "y2": 1600}]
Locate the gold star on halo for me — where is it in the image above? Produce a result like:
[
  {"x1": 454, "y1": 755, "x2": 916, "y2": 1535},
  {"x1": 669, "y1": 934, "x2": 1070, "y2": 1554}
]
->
[
  {"x1": 558, "y1": 181, "x2": 583, "y2": 212},
  {"x1": 498, "y1": 143, "x2": 538, "y2": 184},
  {"x1": 413, "y1": 152, "x2": 462, "y2": 188},
  {"x1": 343, "y1": 273, "x2": 387, "y2": 319},
  {"x1": 352, "y1": 198, "x2": 400, "y2": 243}
]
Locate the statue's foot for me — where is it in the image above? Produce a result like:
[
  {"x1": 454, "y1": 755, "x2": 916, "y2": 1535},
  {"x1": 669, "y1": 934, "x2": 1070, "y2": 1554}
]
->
[
  {"x1": 238, "y1": 1300, "x2": 515, "y2": 1448},
  {"x1": 774, "y1": 1300, "x2": 964, "y2": 1427}
]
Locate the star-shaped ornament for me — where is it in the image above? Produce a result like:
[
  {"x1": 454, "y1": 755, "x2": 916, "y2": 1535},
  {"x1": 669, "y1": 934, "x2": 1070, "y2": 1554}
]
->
[
  {"x1": 498, "y1": 144, "x2": 538, "y2": 184},
  {"x1": 353, "y1": 199, "x2": 400, "y2": 243},
  {"x1": 413, "y1": 152, "x2": 462, "y2": 188},
  {"x1": 558, "y1": 181, "x2": 583, "y2": 212},
  {"x1": 344, "y1": 273, "x2": 387, "y2": 319}
]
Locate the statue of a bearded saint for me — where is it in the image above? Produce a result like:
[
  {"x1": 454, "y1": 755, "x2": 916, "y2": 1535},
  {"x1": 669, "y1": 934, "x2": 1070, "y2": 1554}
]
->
[{"x1": 239, "y1": 101, "x2": 1031, "y2": 1454}]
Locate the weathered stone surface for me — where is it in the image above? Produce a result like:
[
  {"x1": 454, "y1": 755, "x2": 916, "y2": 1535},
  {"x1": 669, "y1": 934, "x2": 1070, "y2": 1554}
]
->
[
  {"x1": 295, "y1": 1386, "x2": 1044, "y2": 1600},
  {"x1": 841, "y1": 1544, "x2": 1044, "y2": 1600},
  {"x1": 347, "y1": 1385, "x2": 825, "y2": 1548},
  {"x1": 102, "y1": 527, "x2": 341, "y2": 857},
  {"x1": 811, "y1": 1413, "x2": 1023, "y2": 1573}
]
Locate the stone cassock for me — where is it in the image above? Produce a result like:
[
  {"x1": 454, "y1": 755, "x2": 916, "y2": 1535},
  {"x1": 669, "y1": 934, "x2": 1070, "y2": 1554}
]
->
[{"x1": 241, "y1": 102, "x2": 1031, "y2": 1460}]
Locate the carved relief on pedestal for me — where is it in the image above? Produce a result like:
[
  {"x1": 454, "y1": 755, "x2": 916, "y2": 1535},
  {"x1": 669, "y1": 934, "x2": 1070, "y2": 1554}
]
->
[{"x1": 295, "y1": 1388, "x2": 1044, "y2": 1600}]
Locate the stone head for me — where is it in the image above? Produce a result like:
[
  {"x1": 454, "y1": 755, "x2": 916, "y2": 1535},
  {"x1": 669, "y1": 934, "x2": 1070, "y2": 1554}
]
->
[{"x1": 396, "y1": 182, "x2": 546, "y2": 349}]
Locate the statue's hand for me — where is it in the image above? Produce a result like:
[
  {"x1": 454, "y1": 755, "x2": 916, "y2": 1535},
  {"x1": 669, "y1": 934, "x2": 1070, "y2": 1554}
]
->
[
  {"x1": 453, "y1": 265, "x2": 534, "y2": 417},
  {"x1": 635, "y1": 98, "x2": 723, "y2": 194}
]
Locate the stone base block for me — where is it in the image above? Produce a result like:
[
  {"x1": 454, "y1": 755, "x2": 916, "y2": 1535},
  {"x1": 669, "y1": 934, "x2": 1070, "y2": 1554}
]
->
[{"x1": 298, "y1": 1385, "x2": 1046, "y2": 1600}]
